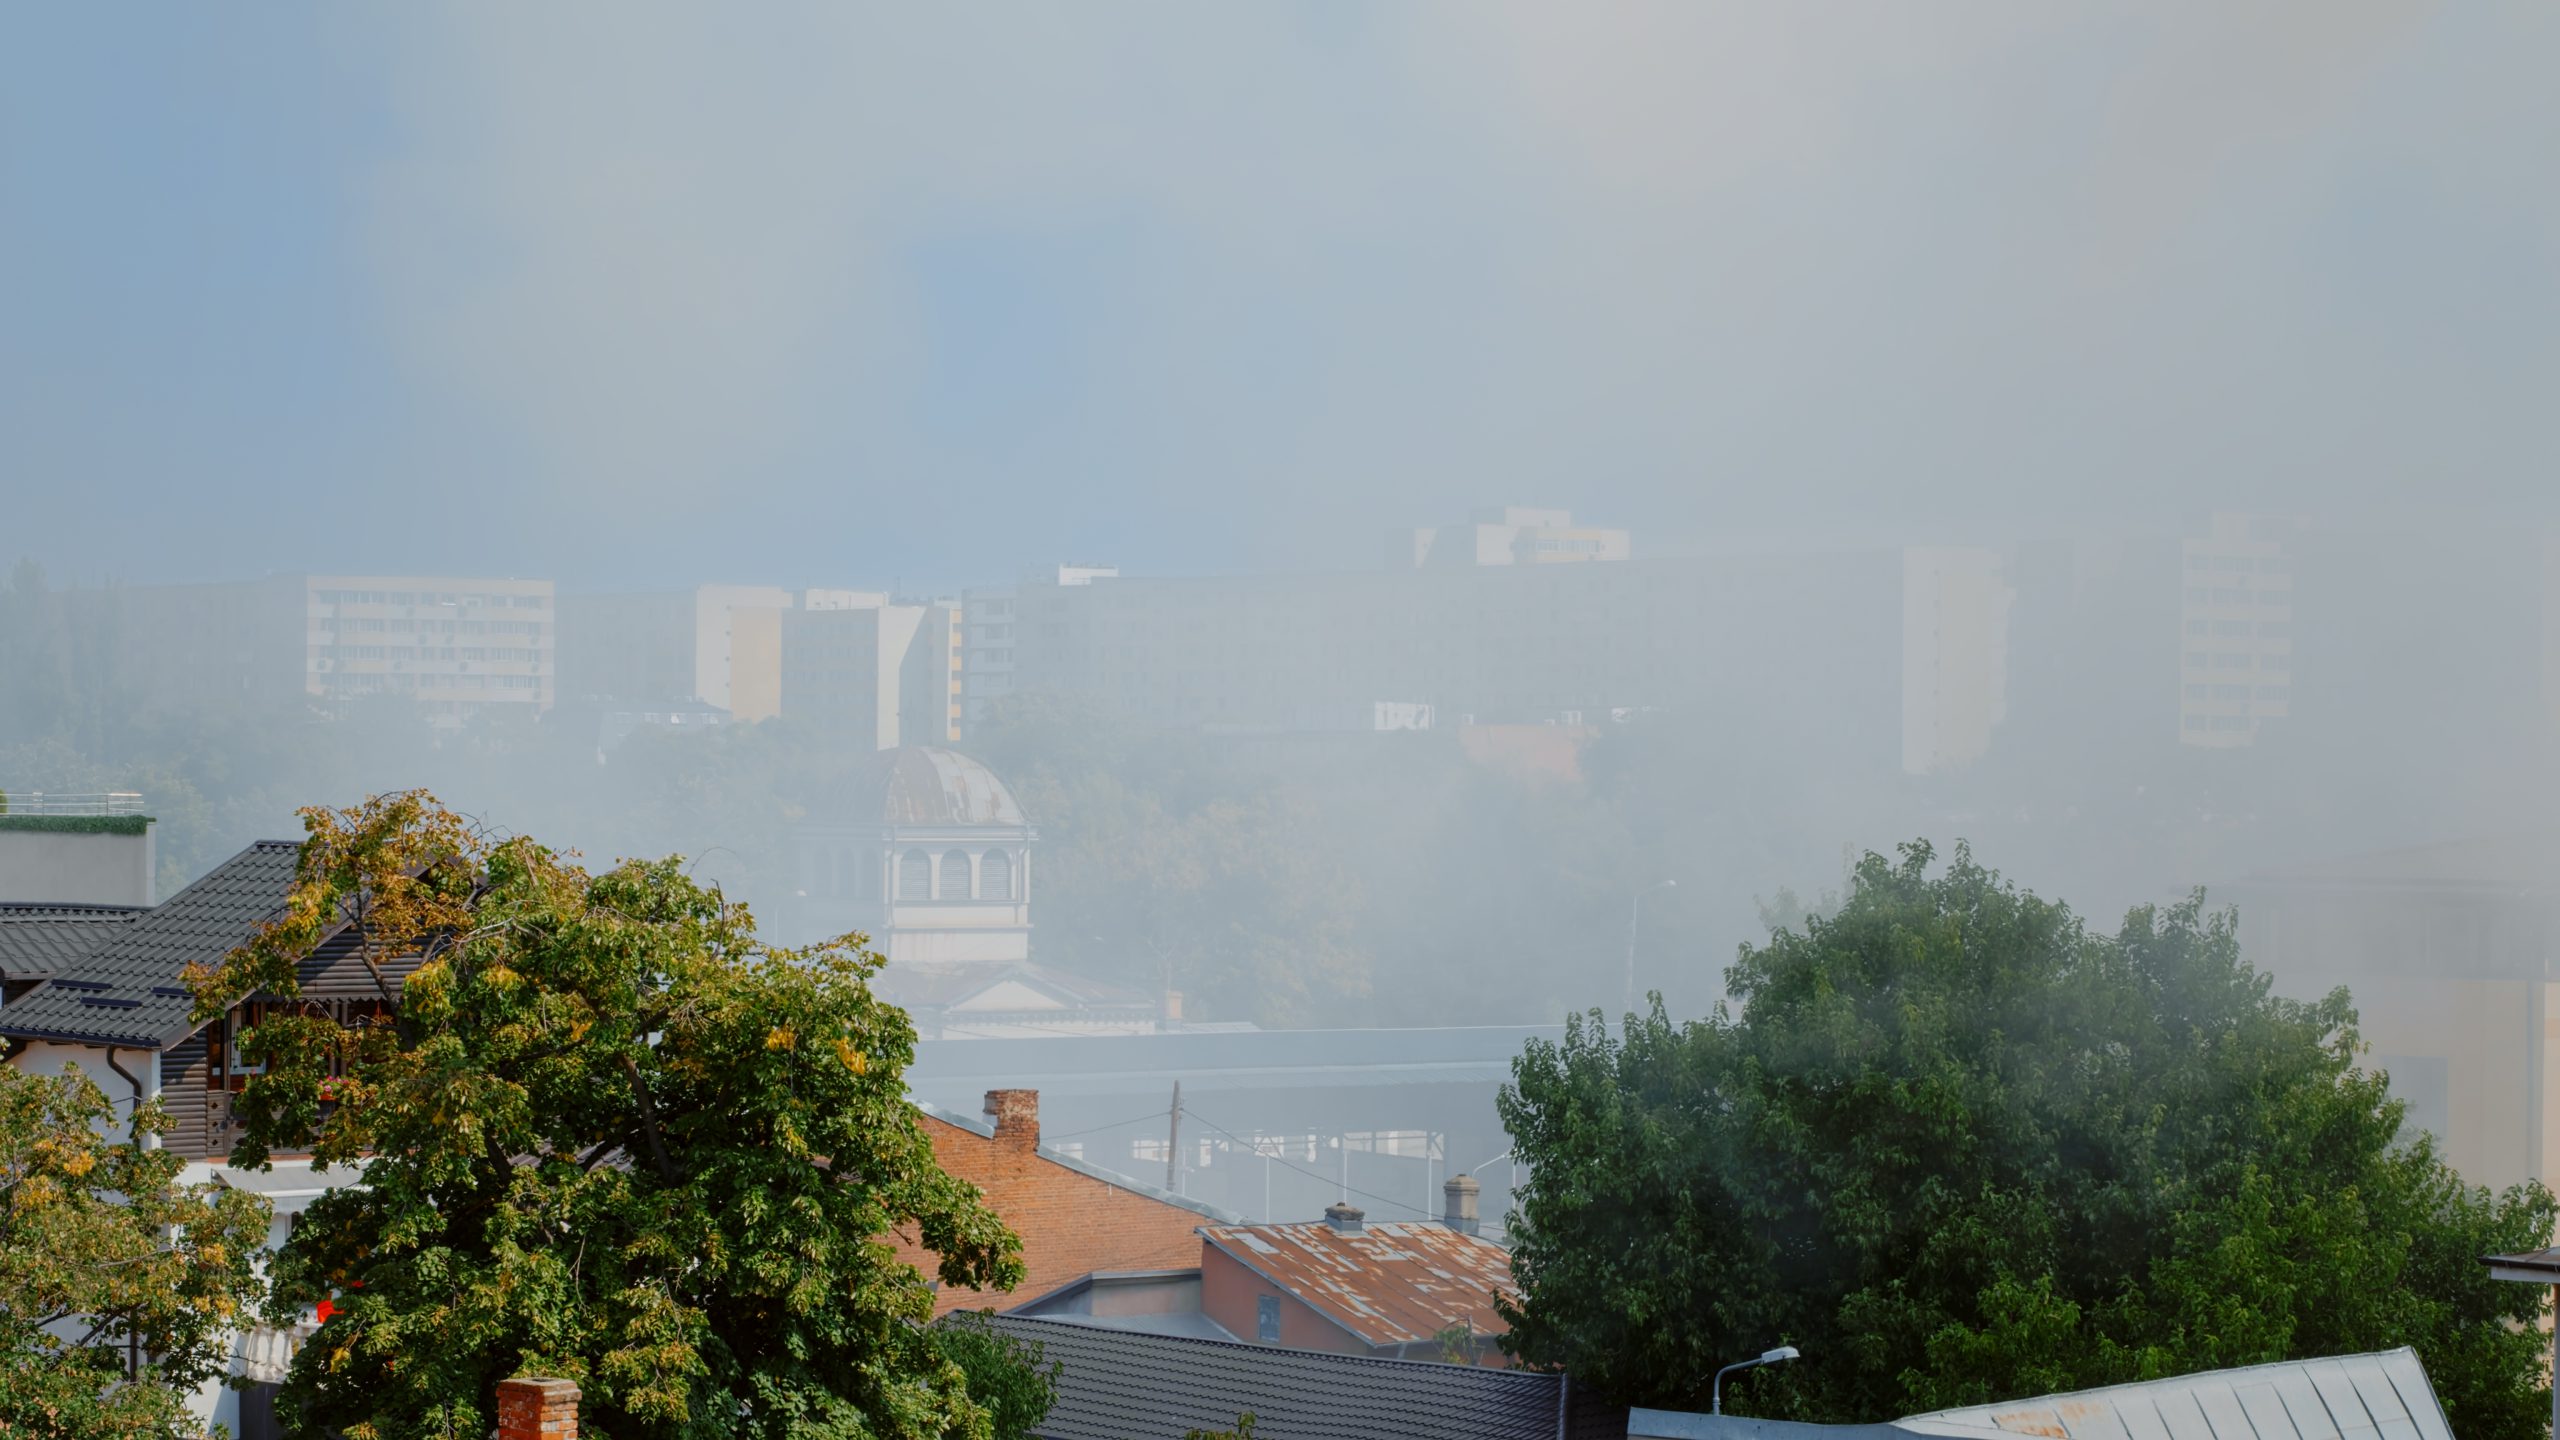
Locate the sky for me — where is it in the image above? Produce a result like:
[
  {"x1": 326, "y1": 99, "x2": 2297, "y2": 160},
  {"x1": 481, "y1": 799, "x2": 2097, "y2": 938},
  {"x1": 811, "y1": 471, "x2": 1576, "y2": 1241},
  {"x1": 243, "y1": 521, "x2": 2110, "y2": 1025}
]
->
[{"x1": 4, "y1": 3, "x2": 2556, "y2": 593}]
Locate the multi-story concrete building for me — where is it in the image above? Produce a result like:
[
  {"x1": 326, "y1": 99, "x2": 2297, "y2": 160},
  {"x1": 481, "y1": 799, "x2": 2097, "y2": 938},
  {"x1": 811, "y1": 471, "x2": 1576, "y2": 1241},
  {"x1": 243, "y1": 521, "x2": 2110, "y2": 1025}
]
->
[
  {"x1": 2178, "y1": 513, "x2": 2296, "y2": 748},
  {"x1": 1900, "y1": 548, "x2": 2015, "y2": 775},
  {"x1": 962, "y1": 566, "x2": 1116, "y2": 730},
  {"x1": 963, "y1": 552, "x2": 1905, "y2": 763},
  {"x1": 555, "y1": 583, "x2": 793, "y2": 718},
  {"x1": 113, "y1": 574, "x2": 555, "y2": 724},
  {"x1": 1391, "y1": 507, "x2": 1631, "y2": 570},
  {"x1": 779, "y1": 597, "x2": 960, "y2": 749}
]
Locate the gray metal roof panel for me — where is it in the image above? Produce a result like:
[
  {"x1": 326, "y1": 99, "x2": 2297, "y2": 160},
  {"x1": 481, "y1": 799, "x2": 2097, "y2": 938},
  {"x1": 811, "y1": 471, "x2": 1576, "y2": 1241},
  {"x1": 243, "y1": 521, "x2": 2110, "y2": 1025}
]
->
[
  {"x1": 1909, "y1": 1351, "x2": 2451, "y2": 1440},
  {"x1": 0, "y1": 904, "x2": 142, "y2": 978},
  {"x1": 987, "y1": 1313, "x2": 1565, "y2": 1440},
  {"x1": 0, "y1": 841, "x2": 301, "y2": 1048}
]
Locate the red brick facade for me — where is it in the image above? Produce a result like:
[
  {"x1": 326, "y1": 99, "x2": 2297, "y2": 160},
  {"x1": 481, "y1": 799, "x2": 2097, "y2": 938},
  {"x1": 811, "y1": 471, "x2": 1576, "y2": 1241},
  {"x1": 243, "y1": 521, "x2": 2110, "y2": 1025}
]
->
[{"x1": 897, "y1": 1089, "x2": 1213, "y2": 1317}]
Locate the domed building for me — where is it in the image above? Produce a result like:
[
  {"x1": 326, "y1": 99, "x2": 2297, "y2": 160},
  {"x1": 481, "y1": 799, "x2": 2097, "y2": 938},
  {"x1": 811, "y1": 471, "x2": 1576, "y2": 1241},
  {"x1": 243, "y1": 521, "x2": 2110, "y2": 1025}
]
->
[{"x1": 797, "y1": 746, "x2": 1038, "y2": 965}]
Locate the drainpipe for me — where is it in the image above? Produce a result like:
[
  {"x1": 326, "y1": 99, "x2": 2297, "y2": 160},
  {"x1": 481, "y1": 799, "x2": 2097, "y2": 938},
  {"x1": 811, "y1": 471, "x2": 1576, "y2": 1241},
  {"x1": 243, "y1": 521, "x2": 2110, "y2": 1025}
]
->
[{"x1": 104, "y1": 1046, "x2": 145, "y2": 1142}]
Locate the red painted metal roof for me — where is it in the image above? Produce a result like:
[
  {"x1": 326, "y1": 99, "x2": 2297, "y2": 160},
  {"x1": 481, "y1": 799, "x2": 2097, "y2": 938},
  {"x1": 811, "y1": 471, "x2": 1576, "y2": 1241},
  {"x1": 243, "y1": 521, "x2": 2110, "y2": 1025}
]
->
[{"x1": 1200, "y1": 1220, "x2": 1517, "y2": 1349}]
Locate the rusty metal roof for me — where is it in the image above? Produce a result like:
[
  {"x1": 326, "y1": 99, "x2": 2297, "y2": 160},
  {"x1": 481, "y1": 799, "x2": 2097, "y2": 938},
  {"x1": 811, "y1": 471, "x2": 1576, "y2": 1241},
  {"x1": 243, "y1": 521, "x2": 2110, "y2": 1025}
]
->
[
  {"x1": 862, "y1": 746, "x2": 1028, "y2": 829},
  {"x1": 1199, "y1": 1219, "x2": 1517, "y2": 1348}
]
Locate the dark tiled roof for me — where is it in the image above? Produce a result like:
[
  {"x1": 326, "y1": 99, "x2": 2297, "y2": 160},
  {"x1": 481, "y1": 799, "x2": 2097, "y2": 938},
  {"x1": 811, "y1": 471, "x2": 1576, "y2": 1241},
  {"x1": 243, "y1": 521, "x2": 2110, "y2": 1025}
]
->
[
  {"x1": 988, "y1": 1314, "x2": 1567, "y2": 1440},
  {"x1": 0, "y1": 842, "x2": 301, "y2": 1048},
  {"x1": 0, "y1": 904, "x2": 143, "y2": 980}
]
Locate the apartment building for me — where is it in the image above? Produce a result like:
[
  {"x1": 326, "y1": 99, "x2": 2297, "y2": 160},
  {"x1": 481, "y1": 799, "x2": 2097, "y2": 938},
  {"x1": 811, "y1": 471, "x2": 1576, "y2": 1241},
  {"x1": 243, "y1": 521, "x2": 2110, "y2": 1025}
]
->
[
  {"x1": 778, "y1": 597, "x2": 960, "y2": 750},
  {"x1": 555, "y1": 584, "x2": 793, "y2": 717},
  {"x1": 1901, "y1": 548, "x2": 2015, "y2": 775},
  {"x1": 2178, "y1": 513, "x2": 2296, "y2": 748},
  {"x1": 967, "y1": 551, "x2": 1905, "y2": 764},
  {"x1": 112, "y1": 574, "x2": 555, "y2": 724},
  {"x1": 962, "y1": 565, "x2": 1116, "y2": 729}
]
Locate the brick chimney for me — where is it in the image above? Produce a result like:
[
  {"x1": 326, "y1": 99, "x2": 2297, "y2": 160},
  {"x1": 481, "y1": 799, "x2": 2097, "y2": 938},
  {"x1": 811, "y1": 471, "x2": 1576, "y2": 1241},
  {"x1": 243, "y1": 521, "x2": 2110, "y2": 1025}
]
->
[
  {"x1": 983, "y1": 1089, "x2": 1039, "y2": 1151},
  {"x1": 1324, "y1": 1201, "x2": 1365, "y2": 1234},
  {"x1": 1442, "y1": 1173, "x2": 1481, "y2": 1236},
  {"x1": 497, "y1": 1377, "x2": 579, "y2": 1440}
]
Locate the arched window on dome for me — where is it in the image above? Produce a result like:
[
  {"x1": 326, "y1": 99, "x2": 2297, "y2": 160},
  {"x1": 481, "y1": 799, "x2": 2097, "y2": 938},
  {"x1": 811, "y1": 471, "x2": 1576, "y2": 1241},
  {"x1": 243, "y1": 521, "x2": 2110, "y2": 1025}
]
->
[
  {"x1": 981, "y1": 849, "x2": 1014, "y2": 901},
  {"x1": 899, "y1": 848, "x2": 931, "y2": 902},
  {"x1": 940, "y1": 849, "x2": 973, "y2": 901}
]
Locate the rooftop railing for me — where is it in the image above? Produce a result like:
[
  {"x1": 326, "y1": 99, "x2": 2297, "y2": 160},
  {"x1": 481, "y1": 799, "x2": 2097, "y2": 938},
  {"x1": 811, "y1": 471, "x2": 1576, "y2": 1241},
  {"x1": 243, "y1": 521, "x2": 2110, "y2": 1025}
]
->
[{"x1": 0, "y1": 791, "x2": 146, "y2": 816}]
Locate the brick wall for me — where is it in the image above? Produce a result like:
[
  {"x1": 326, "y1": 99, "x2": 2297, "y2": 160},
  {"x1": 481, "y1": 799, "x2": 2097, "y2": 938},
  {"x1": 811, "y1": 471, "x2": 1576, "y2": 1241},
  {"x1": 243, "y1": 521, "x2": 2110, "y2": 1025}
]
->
[{"x1": 895, "y1": 1089, "x2": 1211, "y2": 1316}]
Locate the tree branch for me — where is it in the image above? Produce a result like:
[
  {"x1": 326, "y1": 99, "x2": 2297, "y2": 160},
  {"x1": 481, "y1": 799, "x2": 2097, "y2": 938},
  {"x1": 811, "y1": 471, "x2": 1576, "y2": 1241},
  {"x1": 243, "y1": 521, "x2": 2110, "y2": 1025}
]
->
[{"x1": 620, "y1": 1055, "x2": 678, "y2": 1183}]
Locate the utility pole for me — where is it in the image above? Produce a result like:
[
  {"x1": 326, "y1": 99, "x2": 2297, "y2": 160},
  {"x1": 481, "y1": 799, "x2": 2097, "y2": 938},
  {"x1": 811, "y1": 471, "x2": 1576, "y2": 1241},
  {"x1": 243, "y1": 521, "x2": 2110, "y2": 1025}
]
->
[
  {"x1": 1624, "y1": 879, "x2": 1677, "y2": 1016},
  {"x1": 1165, "y1": 1081, "x2": 1183, "y2": 1195}
]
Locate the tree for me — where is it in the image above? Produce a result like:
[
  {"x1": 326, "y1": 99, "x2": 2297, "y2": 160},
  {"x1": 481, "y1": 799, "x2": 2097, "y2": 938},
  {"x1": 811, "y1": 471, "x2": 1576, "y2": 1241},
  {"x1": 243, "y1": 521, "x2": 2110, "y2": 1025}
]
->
[
  {"x1": 0, "y1": 1064, "x2": 271, "y2": 1440},
  {"x1": 1498, "y1": 841, "x2": 2557, "y2": 1440},
  {"x1": 187, "y1": 792, "x2": 1044, "y2": 1440}
]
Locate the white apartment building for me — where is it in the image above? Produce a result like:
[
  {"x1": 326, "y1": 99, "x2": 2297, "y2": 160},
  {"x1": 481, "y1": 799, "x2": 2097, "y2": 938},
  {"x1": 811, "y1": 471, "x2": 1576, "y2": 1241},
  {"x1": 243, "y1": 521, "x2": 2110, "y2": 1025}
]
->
[
  {"x1": 2178, "y1": 514, "x2": 2296, "y2": 748},
  {"x1": 114, "y1": 573, "x2": 555, "y2": 725}
]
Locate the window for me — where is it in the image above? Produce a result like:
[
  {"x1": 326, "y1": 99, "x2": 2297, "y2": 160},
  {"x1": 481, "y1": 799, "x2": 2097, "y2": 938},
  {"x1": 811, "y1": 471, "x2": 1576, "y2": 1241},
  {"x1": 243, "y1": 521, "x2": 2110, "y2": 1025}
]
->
[
  {"x1": 983, "y1": 849, "x2": 1013, "y2": 900},
  {"x1": 899, "y1": 849, "x2": 931, "y2": 901},
  {"x1": 1257, "y1": 1295, "x2": 1282, "y2": 1343},
  {"x1": 940, "y1": 850, "x2": 972, "y2": 900}
]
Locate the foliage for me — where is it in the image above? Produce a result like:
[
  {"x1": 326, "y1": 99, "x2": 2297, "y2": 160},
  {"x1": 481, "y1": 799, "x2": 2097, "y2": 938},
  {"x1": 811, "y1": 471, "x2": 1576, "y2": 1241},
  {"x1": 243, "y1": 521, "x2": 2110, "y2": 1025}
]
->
[
  {"x1": 0, "y1": 815, "x2": 154, "y2": 836},
  {"x1": 1181, "y1": 1413, "x2": 1256, "y2": 1440},
  {"x1": 930, "y1": 1313, "x2": 1058, "y2": 1440},
  {"x1": 186, "y1": 792, "x2": 1038, "y2": 1440},
  {"x1": 0, "y1": 1064, "x2": 271, "y2": 1440},
  {"x1": 1498, "y1": 841, "x2": 2558, "y2": 1439}
]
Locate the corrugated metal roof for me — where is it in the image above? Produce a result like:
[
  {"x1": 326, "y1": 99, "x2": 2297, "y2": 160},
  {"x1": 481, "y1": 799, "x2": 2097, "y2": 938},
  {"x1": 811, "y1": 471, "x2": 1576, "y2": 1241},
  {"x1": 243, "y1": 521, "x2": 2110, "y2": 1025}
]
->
[
  {"x1": 0, "y1": 903, "x2": 142, "y2": 979},
  {"x1": 1200, "y1": 1219, "x2": 1517, "y2": 1348},
  {"x1": 0, "y1": 841, "x2": 301, "y2": 1048},
  {"x1": 1904, "y1": 1348, "x2": 2453, "y2": 1440},
  {"x1": 986, "y1": 1313, "x2": 1574, "y2": 1440}
]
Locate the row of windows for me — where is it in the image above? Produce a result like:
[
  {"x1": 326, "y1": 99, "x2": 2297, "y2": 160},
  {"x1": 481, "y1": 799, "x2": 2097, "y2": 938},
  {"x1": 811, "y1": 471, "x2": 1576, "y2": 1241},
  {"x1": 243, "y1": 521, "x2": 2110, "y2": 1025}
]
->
[
  {"x1": 2185, "y1": 651, "x2": 2293, "y2": 672},
  {"x1": 2186, "y1": 714, "x2": 2255, "y2": 732},
  {"x1": 314, "y1": 590, "x2": 547, "y2": 609},
  {"x1": 314, "y1": 645, "x2": 545, "y2": 664},
  {"x1": 320, "y1": 618, "x2": 548, "y2": 637},
  {"x1": 324, "y1": 673, "x2": 544, "y2": 691},
  {"x1": 2183, "y1": 586, "x2": 2291, "y2": 607},
  {"x1": 2184, "y1": 683, "x2": 2292, "y2": 702},
  {"x1": 2182, "y1": 553, "x2": 2291, "y2": 575}
]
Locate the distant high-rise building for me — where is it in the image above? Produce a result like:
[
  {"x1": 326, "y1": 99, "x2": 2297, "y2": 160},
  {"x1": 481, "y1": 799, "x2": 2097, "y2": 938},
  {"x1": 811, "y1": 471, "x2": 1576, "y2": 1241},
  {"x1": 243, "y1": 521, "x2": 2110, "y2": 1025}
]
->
[
  {"x1": 1901, "y1": 548, "x2": 2015, "y2": 775},
  {"x1": 1392, "y1": 507, "x2": 1631, "y2": 570},
  {"x1": 2177, "y1": 513, "x2": 2296, "y2": 748},
  {"x1": 962, "y1": 566, "x2": 1116, "y2": 729},
  {"x1": 779, "y1": 596, "x2": 961, "y2": 750},
  {"x1": 556, "y1": 584, "x2": 792, "y2": 716},
  {"x1": 113, "y1": 573, "x2": 555, "y2": 725}
]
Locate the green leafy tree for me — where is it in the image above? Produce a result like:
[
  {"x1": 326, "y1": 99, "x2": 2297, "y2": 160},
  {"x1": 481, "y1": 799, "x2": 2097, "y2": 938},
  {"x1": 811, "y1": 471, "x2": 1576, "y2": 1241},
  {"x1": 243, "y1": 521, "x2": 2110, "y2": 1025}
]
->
[
  {"x1": 929, "y1": 1313, "x2": 1058, "y2": 1440},
  {"x1": 187, "y1": 792, "x2": 1041, "y2": 1440},
  {"x1": 0, "y1": 1064, "x2": 271, "y2": 1440},
  {"x1": 1498, "y1": 841, "x2": 2557, "y2": 1439}
]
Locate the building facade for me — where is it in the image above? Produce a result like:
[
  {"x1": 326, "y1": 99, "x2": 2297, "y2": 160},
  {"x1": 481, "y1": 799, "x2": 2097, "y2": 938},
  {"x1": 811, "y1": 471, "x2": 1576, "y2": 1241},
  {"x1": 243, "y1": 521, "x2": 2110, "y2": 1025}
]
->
[
  {"x1": 793, "y1": 747, "x2": 1035, "y2": 965},
  {"x1": 1392, "y1": 506, "x2": 1632, "y2": 569},
  {"x1": 556, "y1": 583, "x2": 792, "y2": 718},
  {"x1": 113, "y1": 574, "x2": 555, "y2": 724},
  {"x1": 2178, "y1": 513, "x2": 2296, "y2": 748}
]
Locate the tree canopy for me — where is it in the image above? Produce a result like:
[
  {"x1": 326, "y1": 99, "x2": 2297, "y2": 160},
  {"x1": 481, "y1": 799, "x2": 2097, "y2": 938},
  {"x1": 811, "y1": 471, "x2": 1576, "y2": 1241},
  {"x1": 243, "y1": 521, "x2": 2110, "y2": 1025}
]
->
[
  {"x1": 1497, "y1": 841, "x2": 2557, "y2": 1440},
  {"x1": 187, "y1": 792, "x2": 1043, "y2": 1440},
  {"x1": 0, "y1": 1063, "x2": 271, "y2": 1440}
]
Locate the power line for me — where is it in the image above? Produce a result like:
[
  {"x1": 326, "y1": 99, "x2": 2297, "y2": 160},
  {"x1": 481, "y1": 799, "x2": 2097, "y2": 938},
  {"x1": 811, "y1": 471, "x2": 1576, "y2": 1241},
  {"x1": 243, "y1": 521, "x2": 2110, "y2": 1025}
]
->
[
  {"x1": 1044, "y1": 1107, "x2": 1180, "y2": 1142},
  {"x1": 1182, "y1": 1109, "x2": 1428, "y2": 1216}
]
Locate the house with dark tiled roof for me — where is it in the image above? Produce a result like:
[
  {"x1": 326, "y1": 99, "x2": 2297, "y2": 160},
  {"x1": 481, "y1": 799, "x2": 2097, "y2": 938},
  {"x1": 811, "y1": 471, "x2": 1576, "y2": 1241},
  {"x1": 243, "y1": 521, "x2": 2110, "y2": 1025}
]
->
[{"x1": 0, "y1": 839, "x2": 414, "y2": 1161}]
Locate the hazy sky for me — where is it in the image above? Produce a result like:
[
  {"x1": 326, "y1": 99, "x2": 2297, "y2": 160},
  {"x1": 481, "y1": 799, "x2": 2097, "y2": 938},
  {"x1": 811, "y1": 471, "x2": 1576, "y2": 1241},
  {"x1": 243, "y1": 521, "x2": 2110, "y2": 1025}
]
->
[{"x1": 5, "y1": 4, "x2": 2555, "y2": 592}]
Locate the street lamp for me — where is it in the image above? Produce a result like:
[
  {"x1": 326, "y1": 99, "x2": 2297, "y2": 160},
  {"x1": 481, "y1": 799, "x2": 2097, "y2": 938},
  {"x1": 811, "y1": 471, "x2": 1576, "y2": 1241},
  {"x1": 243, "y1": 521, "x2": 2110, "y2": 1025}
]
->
[
  {"x1": 1624, "y1": 879, "x2": 1677, "y2": 1016},
  {"x1": 1712, "y1": 1345, "x2": 1800, "y2": 1415}
]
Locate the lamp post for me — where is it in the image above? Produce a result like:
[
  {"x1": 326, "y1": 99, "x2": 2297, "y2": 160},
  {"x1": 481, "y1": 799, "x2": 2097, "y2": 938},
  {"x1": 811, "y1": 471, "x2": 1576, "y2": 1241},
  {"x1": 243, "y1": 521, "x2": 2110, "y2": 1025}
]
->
[
  {"x1": 1624, "y1": 879, "x2": 1677, "y2": 1016},
  {"x1": 1712, "y1": 1345, "x2": 1800, "y2": 1416}
]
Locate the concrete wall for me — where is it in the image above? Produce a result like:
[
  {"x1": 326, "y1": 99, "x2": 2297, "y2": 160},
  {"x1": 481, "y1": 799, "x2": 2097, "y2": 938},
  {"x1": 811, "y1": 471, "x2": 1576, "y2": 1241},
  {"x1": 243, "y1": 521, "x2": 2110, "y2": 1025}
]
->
[{"x1": 0, "y1": 820, "x2": 155, "y2": 906}]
